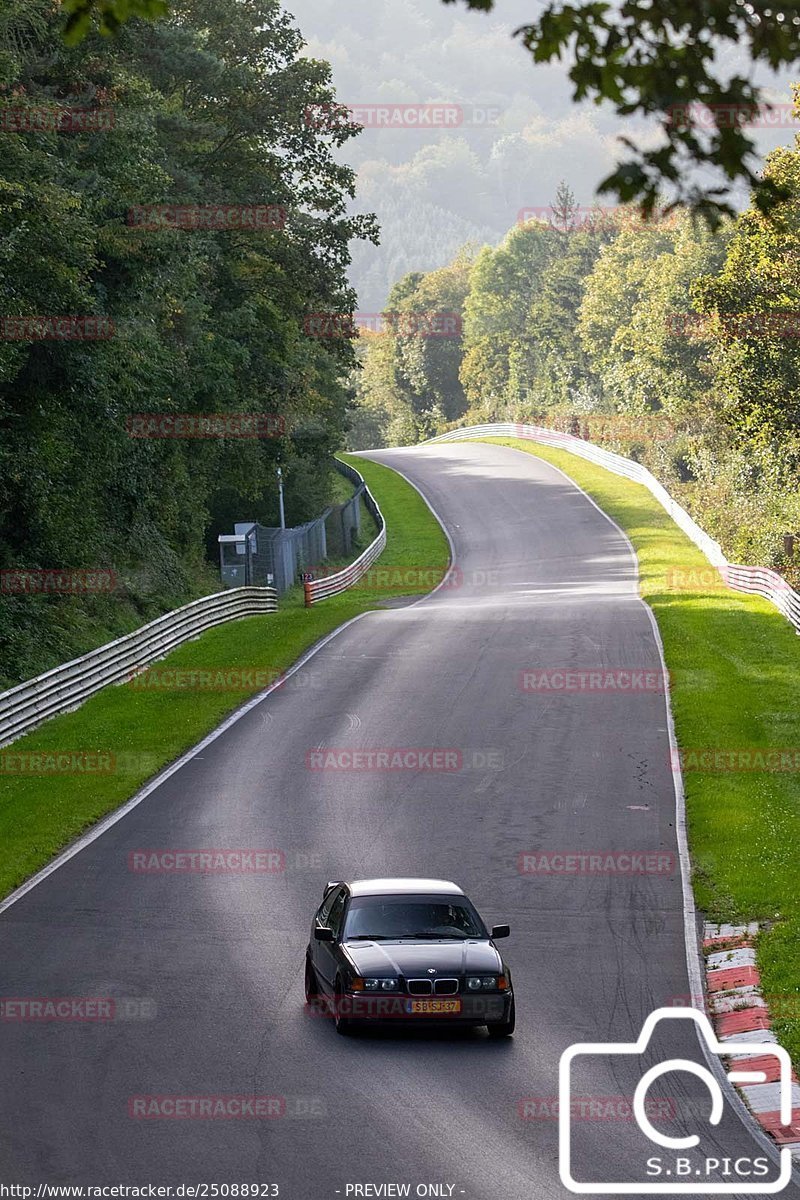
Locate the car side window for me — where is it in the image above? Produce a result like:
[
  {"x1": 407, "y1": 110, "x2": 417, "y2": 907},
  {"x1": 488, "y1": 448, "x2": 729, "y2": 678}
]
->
[
  {"x1": 326, "y1": 889, "x2": 347, "y2": 937},
  {"x1": 316, "y1": 886, "x2": 339, "y2": 925}
]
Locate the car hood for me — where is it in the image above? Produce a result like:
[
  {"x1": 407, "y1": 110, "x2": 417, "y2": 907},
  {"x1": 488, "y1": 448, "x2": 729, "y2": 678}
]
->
[{"x1": 343, "y1": 939, "x2": 502, "y2": 977}]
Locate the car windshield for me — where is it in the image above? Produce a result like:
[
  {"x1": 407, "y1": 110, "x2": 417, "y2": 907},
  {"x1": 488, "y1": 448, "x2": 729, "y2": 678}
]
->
[{"x1": 342, "y1": 894, "x2": 487, "y2": 941}]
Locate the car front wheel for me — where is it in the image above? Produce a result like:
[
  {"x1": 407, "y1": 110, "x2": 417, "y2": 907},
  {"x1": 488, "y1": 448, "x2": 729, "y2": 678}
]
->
[{"x1": 487, "y1": 996, "x2": 515, "y2": 1038}]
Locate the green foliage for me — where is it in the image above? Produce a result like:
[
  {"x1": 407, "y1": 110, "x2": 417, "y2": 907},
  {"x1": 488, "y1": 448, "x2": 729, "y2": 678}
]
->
[
  {"x1": 0, "y1": 452, "x2": 450, "y2": 899},
  {"x1": 347, "y1": 252, "x2": 472, "y2": 448},
  {"x1": 572, "y1": 143, "x2": 800, "y2": 581},
  {"x1": 52, "y1": 0, "x2": 800, "y2": 220},
  {"x1": 0, "y1": 0, "x2": 377, "y2": 683},
  {"x1": 477, "y1": 434, "x2": 800, "y2": 1065},
  {"x1": 692, "y1": 146, "x2": 800, "y2": 444},
  {"x1": 459, "y1": 208, "x2": 614, "y2": 414},
  {"x1": 356, "y1": 153, "x2": 800, "y2": 584},
  {"x1": 60, "y1": 0, "x2": 168, "y2": 46},
  {"x1": 577, "y1": 215, "x2": 729, "y2": 414},
  {"x1": 442, "y1": 0, "x2": 800, "y2": 220}
]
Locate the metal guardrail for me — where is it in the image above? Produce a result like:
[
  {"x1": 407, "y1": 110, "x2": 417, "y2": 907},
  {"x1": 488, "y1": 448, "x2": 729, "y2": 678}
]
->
[
  {"x1": 303, "y1": 460, "x2": 387, "y2": 606},
  {"x1": 428, "y1": 422, "x2": 800, "y2": 634},
  {"x1": 0, "y1": 586, "x2": 278, "y2": 748}
]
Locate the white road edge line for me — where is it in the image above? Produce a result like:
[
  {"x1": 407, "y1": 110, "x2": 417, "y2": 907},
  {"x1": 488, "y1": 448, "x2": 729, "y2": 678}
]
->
[
  {"x1": 0, "y1": 616, "x2": 380, "y2": 918},
  {"x1": 0, "y1": 452, "x2": 459, "y2": 920},
  {"x1": 474, "y1": 437, "x2": 795, "y2": 1179},
  {"x1": 1, "y1": 440, "x2": 791, "y2": 1179}
]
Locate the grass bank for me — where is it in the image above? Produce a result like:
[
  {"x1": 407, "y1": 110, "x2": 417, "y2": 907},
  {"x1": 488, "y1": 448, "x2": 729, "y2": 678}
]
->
[
  {"x1": 470, "y1": 436, "x2": 800, "y2": 1060},
  {"x1": 0, "y1": 453, "x2": 449, "y2": 901}
]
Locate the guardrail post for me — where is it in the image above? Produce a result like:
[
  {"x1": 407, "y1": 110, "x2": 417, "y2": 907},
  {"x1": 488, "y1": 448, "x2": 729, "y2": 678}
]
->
[{"x1": 304, "y1": 580, "x2": 313, "y2": 608}]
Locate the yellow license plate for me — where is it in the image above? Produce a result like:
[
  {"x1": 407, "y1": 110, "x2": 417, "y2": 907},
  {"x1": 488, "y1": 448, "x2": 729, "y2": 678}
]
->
[{"x1": 406, "y1": 998, "x2": 462, "y2": 1015}]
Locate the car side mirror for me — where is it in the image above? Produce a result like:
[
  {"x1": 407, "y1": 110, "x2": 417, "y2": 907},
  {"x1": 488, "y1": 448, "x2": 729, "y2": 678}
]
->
[
  {"x1": 491, "y1": 924, "x2": 510, "y2": 939},
  {"x1": 314, "y1": 926, "x2": 334, "y2": 942}
]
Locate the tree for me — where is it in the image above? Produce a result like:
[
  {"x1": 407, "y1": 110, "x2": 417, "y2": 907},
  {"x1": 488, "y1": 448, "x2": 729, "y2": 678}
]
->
[
  {"x1": 59, "y1": 0, "x2": 168, "y2": 44},
  {"x1": 577, "y1": 224, "x2": 683, "y2": 411},
  {"x1": 0, "y1": 0, "x2": 376, "y2": 681},
  {"x1": 442, "y1": 0, "x2": 800, "y2": 221},
  {"x1": 692, "y1": 141, "x2": 800, "y2": 446},
  {"x1": 51, "y1": 0, "x2": 800, "y2": 219},
  {"x1": 548, "y1": 180, "x2": 579, "y2": 233},
  {"x1": 459, "y1": 222, "x2": 563, "y2": 412},
  {"x1": 388, "y1": 255, "x2": 472, "y2": 424},
  {"x1": 521, "y1": 189, "x2": 617, "y2": 406},
  {"x1": 346, "y1": 255, "x2": 473, "y2": 447},
  {"x1": 458, "y1": 213, "x2": 612, "y2": 414}
]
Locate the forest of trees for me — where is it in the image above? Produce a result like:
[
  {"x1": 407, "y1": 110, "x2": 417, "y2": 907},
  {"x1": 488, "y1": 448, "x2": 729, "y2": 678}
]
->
[
  {"x1": 3, "y1": 0, "x2": 799, "y2": 686},
  {"x1": 349, "y1": 151, "x2": 800, "y2": 581},
  {"x1": 0, "y1": 0, "x2": 375, "y2": 684}
]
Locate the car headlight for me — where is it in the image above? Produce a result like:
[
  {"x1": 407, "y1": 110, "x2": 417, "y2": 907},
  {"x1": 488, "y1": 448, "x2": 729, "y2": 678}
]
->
[
  {"x1": 363, "y1": 977, "x2": 399, "y2": 991},
  {"x1": 467, "y1": 976, "x2": 499, "y2": 990}
]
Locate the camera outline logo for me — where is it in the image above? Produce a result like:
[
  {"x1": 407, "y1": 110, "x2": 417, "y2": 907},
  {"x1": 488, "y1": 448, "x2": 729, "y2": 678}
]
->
[{"x1": 559, "y1": 1007, "x2": 793, "y2": 1194}]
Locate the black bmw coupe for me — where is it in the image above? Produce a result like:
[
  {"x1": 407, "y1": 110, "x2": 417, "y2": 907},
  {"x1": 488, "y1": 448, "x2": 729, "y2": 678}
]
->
[{"x1": 304, "y1": 877, "x2": 515, "y2": 1037}]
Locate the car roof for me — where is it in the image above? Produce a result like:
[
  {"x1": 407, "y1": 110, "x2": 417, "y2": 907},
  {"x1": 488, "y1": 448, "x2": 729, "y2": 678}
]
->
[{"x1": 347, "y1": 878, "x2": 465, "y2": 897}]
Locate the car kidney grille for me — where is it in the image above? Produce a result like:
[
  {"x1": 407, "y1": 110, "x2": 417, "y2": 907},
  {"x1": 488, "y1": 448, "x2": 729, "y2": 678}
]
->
[
  {"x1": 433, "y1": 978, "x2": 459, "y2": 995},
  {"x1": 407, "y1": 979, "x2": 433, "y2": 995}
]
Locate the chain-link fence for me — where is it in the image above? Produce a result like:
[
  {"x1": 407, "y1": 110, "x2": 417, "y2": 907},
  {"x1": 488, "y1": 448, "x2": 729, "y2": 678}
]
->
[
  {"x1": 218, "y1": 516, "x2": 329, "y2": 594},
  {"x1": 218, "y1": 461, "x2": 368, "y2": 595},
  {"x1": 326, "y1": 475, "x2": 365, "y2": 558}
]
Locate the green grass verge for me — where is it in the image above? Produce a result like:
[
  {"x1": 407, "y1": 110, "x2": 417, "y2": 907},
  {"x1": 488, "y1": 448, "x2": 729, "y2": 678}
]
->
[
  {"x1": 0, "y1": 453, "x2": 448, "y2": 902},
  {"x1": 469, "y1": 436, "x2": 800, "y2": 1059}
]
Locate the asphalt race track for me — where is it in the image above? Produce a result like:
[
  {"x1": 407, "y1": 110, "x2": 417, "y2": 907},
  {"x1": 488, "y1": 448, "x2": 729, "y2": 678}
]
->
[{"x1": 1, "y1": 441, "x2": 796, "y2": 1199}]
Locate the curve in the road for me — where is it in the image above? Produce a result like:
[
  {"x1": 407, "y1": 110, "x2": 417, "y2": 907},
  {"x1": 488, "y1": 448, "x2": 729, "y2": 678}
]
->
[{"x1": 0, "y1": 441, "x2": 794, "y2": 1199}]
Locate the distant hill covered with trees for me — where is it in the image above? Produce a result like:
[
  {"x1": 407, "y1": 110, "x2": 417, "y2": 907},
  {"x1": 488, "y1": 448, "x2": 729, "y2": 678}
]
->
[{"x1": 348, "y1": 160, "x2": 800, "y2": 582}]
